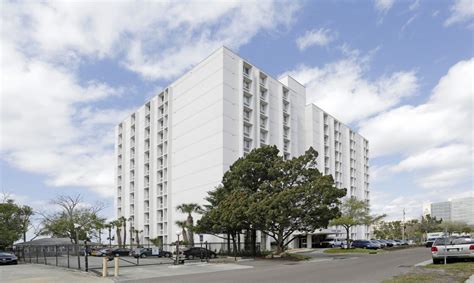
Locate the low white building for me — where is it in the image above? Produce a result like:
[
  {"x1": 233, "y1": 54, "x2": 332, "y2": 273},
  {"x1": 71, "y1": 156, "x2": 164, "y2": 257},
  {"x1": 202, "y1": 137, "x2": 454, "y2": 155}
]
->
[{"x1": 115, "y1": 47, "x2": 370, "y2": 249}]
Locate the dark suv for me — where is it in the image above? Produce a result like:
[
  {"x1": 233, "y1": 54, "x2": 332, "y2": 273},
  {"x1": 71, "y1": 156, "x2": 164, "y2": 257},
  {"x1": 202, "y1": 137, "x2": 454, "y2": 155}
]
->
[
  {"x1": 351, "y1": 240, "x2": 380, "y2": 250},
  {"x1": 183, "y1": 247, "x2": 217, "y2": 259}
]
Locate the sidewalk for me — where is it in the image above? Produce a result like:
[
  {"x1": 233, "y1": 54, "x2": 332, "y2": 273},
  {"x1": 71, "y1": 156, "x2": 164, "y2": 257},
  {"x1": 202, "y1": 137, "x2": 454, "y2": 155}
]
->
[{"x1": 0, "y1": 264, "x2": 112, "y2": 283}]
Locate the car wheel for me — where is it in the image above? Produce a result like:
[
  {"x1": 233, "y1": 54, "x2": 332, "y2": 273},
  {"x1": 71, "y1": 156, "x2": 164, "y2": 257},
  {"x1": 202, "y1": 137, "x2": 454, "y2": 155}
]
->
[
  {"x1": 189, "y1": 255, "x2": 195, "y2": 260},
  {"x1": 141, "y1": 254, "x2": 147, "y2": 258}
]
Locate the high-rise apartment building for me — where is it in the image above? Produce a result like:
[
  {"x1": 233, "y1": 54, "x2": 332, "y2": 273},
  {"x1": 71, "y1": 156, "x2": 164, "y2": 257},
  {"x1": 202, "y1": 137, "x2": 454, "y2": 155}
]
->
[{"x1": 115, "y1": 47, "x2": 370, "y2": 248}]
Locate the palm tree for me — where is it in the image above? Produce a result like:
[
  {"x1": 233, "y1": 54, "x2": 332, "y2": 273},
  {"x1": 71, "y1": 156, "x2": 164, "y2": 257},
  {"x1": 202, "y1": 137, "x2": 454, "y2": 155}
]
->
[
  {"x1": 118, "y1": 216, "x2": 127, "y2": 248},
  {"x1": 175, "y1": 220, "x2": 189, "y2": 244},
  {"x1": 111, "y1": 219, "x2": 122, "y2": 247},
  {"x1": 176, "y1": 203, "x2": 202, "y2": 246}
]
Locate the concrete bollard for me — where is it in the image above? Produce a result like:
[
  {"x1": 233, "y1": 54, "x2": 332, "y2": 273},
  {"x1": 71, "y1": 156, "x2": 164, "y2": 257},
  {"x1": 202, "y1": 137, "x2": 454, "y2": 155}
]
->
[
  {"x1": 114, "y1": 257, "x2": 119, "y2": 277},
  {"x1": 102, "y1": 257, "x2": 108, "y2": 277}
]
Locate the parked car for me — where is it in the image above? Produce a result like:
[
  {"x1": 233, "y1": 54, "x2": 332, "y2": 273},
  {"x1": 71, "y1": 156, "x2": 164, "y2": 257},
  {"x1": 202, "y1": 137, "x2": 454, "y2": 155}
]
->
[
  {"x1": 131, "y1": 248, "x2": 172, "y2": 258},
  {"x1": 372, "y1": 240, "x2": 386, "y2": 248},
  {"x1": 321, "y1": 239, "x2": 345, "y2": 248},
  {"x1": 183, "y1": 247, "x2": 217, "y2": 259},
  {"x1": 93, "y1": 248, "x2": 111, "y2": 257},
  {"x1": 0, "y1": 252, "x2": 18, "y2": 265},
  {"x1": 351, "y1": 240, "x2": 380, "y2": 250},
  {"x1": 426, "y1": 237, "x2": 440, "y2": 248},
  {"x1": 431, "y1": 237, "x2": 474, "y2": 264},
  {"x1": 107, "y1": 248, "x2": 131, "y2": 257}
]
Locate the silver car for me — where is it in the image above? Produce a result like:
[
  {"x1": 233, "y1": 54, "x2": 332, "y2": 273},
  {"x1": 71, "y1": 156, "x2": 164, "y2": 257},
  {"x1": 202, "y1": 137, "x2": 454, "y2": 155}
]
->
[{"x1": 431, "y1": 237, "x2": 474, "y2": 264}]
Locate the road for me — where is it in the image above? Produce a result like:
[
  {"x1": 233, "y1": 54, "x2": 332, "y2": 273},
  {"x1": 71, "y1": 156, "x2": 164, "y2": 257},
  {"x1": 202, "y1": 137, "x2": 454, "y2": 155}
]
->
[{"x1": 126, "y1": 247, "x2": 431, "y2": 283}]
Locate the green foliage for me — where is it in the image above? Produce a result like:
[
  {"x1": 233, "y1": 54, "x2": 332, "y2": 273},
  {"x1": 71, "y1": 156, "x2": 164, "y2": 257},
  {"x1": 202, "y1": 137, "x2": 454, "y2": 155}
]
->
[
  {"x1": 374, "y1": 221, "x2": 403, "y2": 239},
  {"x1": 330, "y1": 198, "x2": 385, "y2": 247},
  {"x1": 0, "y1": 199, "x2": 31, "y2": 249},
  {"x1": 149, "y1": 236, "x2": 163, "y2": 247},
  {"x1": 197, "y1": 146, "x2": 346, "y2": 254},
  {"x1": 41, "y1": 195, "x2": 105, "y2": 244},
  {"x1": 439, "y1": 220, "x2": 473, "y2": 235},
  {"x1": 420, "y1": 214, "x2": 442, "y2": 234}
]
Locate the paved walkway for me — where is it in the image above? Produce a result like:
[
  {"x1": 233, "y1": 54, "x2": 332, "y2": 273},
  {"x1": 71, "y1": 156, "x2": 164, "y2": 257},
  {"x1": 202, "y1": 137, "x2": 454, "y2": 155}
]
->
[{"x1": 0, "y1": 264, "x2": 112, "y2": 283}]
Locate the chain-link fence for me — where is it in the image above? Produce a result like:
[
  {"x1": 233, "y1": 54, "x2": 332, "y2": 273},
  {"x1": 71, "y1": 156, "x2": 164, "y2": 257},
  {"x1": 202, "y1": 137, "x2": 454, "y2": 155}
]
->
[{"x1": 10, "y1": 241, "x2": 266, "y2": 274}]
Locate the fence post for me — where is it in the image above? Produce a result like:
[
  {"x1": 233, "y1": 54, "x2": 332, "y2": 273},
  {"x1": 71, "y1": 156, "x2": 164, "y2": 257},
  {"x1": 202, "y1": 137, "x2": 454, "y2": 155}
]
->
[
  {"x1": 36, "y1": 247, "x2": 39, "y2": 263},
  {"x1": 114, "y1": 257, "x2": 119, "y2": 277},
  {"x1": 102, "y1": 257, "x2": 108, "y2": 277},
  {"x1": 43, "y1": 247, "x2": 47, "y2": 265},
  {"x1": 55, "y1": 245, "x2": 58, "y2": 266},
  {"x1": 77, "y1": 244, "x2": 81, "y2": 270},
  {"x1": 67, "y1": 246, "x2": 70, "y2": 268},
  {"x1": 85, "y1": 243, "x2": 89, "y2": 272}
]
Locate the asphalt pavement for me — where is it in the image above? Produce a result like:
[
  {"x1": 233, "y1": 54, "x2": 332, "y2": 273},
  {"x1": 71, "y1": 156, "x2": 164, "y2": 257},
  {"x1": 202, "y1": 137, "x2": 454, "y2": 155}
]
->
[{"x1": 126, "y1": 247, "x2": 432, "y2": 283}]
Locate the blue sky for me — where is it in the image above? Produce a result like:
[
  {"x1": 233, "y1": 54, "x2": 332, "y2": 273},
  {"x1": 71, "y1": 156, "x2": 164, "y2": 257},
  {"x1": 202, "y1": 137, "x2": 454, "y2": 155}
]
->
[{"x1": 1, "y1": 0, "x2": 473, "y2": 225}]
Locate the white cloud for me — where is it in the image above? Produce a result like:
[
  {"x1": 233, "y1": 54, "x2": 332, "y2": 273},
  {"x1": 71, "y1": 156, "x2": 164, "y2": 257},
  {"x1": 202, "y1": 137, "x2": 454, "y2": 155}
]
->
[
  {"x1": 0, "y1": 1, "x2": 301, "y2": 198},
  {"x1": 281, "y1": 48, "x2": 419, "y2": 124},
  {"x1": 3, "y1": 1, "x2": 300, "y2": 81},
  {"x1": 0, "y1": 43, "x2": 131, "y2": 197},
  {"x1": 360, "y1": 58, "x2": 473, "y2": 158},
  {"x1": 374, "y1": 0, "x2": 395, "y2": 13},
  {"x1": 445, "y1": 0, "x2": 474, "y2": 26},
  {"x1": 361, "y1": 58, "x2": 473, "y2": 190},
  {"x1": 409, "y1": 0, "x2": 421, "y2": 11},
  {"x1": 296, "y1": 28, "x2": 337, "y2": 50}
]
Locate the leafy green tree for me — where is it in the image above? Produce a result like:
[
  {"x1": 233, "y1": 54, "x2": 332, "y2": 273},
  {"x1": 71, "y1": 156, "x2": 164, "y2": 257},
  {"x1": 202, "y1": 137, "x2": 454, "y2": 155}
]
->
[
  {"x1": 420, "y1": 214, "x2": 442, "y2": 239},
  {"x1": 374, "y1": 221, "x2": 402, "y2": 239},
  {"x1": 0, "y1": 199, "x2": 23, "y2": 249},
  {"x1": 41, "y1": 195, "x2": 105, "y2": 244},
  {"x1": 176, "y1": 203, "x2": 202, "y2": 246},
  {"x1": 439, "y1": 221, "x2": 471, "y2": 235},
  {"x1": 197, "y1": 146, "x2": 347, "y2": 254},
  {"x1": 252, "y1": 148, "x2": 346, "y2": 253},
  {"x1": 330, "y1": 198, "x2": 385, "y2": 248}
]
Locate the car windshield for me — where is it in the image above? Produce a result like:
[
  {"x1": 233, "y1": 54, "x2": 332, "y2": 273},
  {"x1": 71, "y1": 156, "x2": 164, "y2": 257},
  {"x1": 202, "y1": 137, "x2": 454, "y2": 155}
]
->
[
  {"x1": 435, "y1": 237, "x2": 474, "y2": 245},
  {"x1": 0, "y1": 252, "x2": 13, "y2": 256}
]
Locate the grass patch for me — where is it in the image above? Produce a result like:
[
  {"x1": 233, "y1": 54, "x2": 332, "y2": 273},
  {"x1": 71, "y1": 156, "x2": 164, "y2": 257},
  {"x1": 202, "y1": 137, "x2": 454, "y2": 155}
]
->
[
  {"x1": 384, "y1": 262, "x2": 474, "y2": 283},
  {"x1": 280, "y1": 253, "x2": 312, "y2": 261},
  {"x1": 383, "y1": 273, "x2": 437, "y2": 283},
  {"x1": 425, "y1": 261, "x2": 474, "y2": 273},
  {"x1": 324, "y1": 248, "x2": 381, "y2": 254}
]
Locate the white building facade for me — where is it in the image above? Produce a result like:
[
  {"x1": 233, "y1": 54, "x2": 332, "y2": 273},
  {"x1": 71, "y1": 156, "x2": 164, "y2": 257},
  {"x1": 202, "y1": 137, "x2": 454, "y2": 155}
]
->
[
  {"x1": 115, "y1": 47, "x2": 370, "y2": 248},
  {"x1": 429, "y1": 197, "x2": 474, "y2": 225}
]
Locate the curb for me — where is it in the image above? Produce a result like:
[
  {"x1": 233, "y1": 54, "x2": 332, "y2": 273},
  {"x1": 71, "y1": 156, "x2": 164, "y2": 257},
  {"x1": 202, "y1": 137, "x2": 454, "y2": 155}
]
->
[{"x1": 414, "y1": 259, "x2": 432, "y2": 267}]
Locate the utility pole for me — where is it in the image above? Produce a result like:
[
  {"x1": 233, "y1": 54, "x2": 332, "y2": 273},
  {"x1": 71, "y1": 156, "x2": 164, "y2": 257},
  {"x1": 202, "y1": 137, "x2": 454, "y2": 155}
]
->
[{"x1": 402, "y1": 208, "x2": 406, "y2": 241}]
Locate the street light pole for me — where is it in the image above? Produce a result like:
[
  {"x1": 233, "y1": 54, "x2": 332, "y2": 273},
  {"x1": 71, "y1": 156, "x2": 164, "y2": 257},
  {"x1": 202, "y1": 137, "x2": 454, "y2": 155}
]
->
[{"x1": 175, "y1": 230, "x2": 181, "y2": 265}]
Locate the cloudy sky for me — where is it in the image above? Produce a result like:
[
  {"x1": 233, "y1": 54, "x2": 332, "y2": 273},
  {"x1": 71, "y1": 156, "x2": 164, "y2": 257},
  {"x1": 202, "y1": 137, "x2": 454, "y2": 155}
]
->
[{"x1": 1, "y1": 0, "x2": 473, "y2": 223}]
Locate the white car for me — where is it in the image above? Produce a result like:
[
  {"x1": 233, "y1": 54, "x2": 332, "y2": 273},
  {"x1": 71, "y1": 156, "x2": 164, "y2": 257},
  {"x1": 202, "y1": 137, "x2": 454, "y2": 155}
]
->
[
  {"x1": 431, "y1": 237, "x2": 474, "y2": 264},
  {"x1": 322, "y1": 239, "x2": 345, "y2": 248}
]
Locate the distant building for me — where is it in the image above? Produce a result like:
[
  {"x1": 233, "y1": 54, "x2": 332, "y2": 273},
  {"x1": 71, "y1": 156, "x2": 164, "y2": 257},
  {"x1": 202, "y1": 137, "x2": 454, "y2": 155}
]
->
[{"x1": 429, "y1": 197, "x2": 474, "y2": 225}]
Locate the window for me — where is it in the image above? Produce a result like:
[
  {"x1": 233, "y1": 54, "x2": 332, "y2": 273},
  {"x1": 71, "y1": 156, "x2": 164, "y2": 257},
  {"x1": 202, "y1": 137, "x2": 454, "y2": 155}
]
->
[
  {"x1": 244, "y1": 139, "x2": 251, "y2": 149},
  {"x1": 243, "y1": 80, "x2": 251, "y2": 90},
  {"x1": 244, "y1": 110, "x2": 251, "y2": 120},
  {"x1": 244, "y1": 95, "x2": 251, "y2": 105},
  {"x1": 244, "y1": 125, "x2": 251, "y2": 136},
  {"x1": 243, "y1": 65, "x2": 251, "y2": 76}
]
